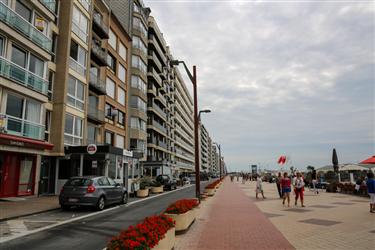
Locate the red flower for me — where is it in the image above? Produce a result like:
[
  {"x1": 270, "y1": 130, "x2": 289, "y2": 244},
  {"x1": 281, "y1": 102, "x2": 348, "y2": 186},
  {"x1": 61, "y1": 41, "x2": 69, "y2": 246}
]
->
[{"x1": 164, "y1": 199, "x2": 199, "y2": 214}]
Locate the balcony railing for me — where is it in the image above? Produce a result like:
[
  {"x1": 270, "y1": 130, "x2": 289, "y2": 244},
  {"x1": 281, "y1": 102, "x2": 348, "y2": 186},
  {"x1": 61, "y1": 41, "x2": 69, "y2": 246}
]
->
[
  {"x1": 92, "y1": 13, "x2": 109, "y2": 38},
  {"x1": 147, "y1": 68, "x2": 162, "y2": 86},
  {"x1": 72, "y1": 21, "x2": 88, "y2": 43},
  {"x1": 6, "y1": 115, "x2": 44, "y2": 140},
  {"x1": 89, "y1": 72, "x2": 106, "y2": 95},
  {"x1": 148, "y1": 120, "x2": 167, "y2": 134},
  {"x1": 148, "y1": 51, "x2": 162, "y2": 72},
  {"x1": 148, "y1": 103, "x2": 166, "y2": 120},
  {"x1": 0, "y1": 2, "x2": 52, "y2": 52},
  {"x1": 0, "y1": 56, "x2": 48, "y2": 95},
  {"x1": 87, "y1": 104, "x2": 105, "y2": 123},
  {"x1": 40, "y1": 0, "x2": 56, "y2": 14},
  {"x1": 91, "y1": 41, "x2": 108, "y2": 66},
  {"x1": 69, "y1": 58, "x2": 86, "y2": 77}
]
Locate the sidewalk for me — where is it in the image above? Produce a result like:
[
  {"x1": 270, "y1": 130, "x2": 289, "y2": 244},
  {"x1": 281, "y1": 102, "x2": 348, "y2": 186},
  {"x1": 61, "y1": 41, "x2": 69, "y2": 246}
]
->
[
  {"x1": 175, "y1": 178, "x2": 295, "y2": 250},
  {"x1": 0, "y1": 196, "x2": 59, "y2": 221}
]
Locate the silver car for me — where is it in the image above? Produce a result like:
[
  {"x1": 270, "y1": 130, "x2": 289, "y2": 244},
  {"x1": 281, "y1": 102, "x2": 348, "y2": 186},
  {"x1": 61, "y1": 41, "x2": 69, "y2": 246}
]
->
[{"x1": 59, "y1": 176, "x2": 128, "y2": 211}]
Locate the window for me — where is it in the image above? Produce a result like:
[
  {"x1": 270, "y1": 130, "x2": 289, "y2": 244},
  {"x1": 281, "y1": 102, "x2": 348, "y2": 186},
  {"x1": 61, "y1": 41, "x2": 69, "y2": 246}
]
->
[
  {"x1": 78, "y1": 0, "x2": 91, "y2": 11},
  {"x1": 106, "y1": 77, "x2": 115, "y2": 99},
  {"x1": 5, "y1": 93, "x2": 43, "y2": 139},
  {"x1": 47, "y1": 71, "x2": 54, "y2": 101},
  {"x1": 108, "y1": 29, "x2": 117, "y2": 49},
  {"x1": 70, "y1": 40, "x2": 87, "y2": 76},
  {"x1": 0, "y1": 36, "x2": 4, "y2": 56},
  {"x1": 64, "y1": 113, "x2": 83, "y2": 145},
  {"x1": 133, "y1": 17, "x2": 147, "y2": 38},
  {"x1": 116, "y1": 134, "x2": 124, "y2": 148},
  {"x1": 131, "y1": 75, "x2": 147, "y2": 94},
  {"x1": 29, "y1": 54, "x2": 44, "y2": 78},
  {"x1": 72, "y1": 5, "x2": 88, "y2": 42},
  {"x1": 87, "y1": 123, "x2": 97, "y2": 145},
  {"x1": 132, "y1": 36, "x2": 147, "y2": 55},
  {"x1": 67, "y1": 76, "x2": 85, "y2": 110},
  {"x1": 119, "y1": 42, "x2": 127, "y2": 61},
  {"x1": 107, "y1": 53, "x2": 116, "y2": 72},
  {"x1": 11, "y1": 45, "x2": 27, "y2": 68},
  {"x1": 131, "y1": 117, "x2": 146, "y2": 131},
  {"x1": 51, "y1": 33, "x2": 58, "y2": 62},
  {"x1": 15, "y1": 0, "x2": 32, "y2": 22},
  {"x1": 44, "y1": 110, "x2": 51, "y2": 141},
  {"x1": 117, "y1": 87, "x2": 125, "y2": 106},
  {"x1": 118, "y1": 110, "x2": 125, "y2": 125},
  {"x1": 105, "y1": 130, "x2": 114, "y2": 145},
  {"x1": 118, "y1": 64, "x2": 126, "y2": 83},
  {"x1": 97, "y1": 177, "x2": 110, "y2": 186},
  {"x1": 130, "y1": 96, "x2": 146, "y2": 113},
  {"x1": 131, "y1": 55, "x2": 147, "y2": 74},
  {"x1": 105, "y1": 103, "x2": 115, "y2": 120}
]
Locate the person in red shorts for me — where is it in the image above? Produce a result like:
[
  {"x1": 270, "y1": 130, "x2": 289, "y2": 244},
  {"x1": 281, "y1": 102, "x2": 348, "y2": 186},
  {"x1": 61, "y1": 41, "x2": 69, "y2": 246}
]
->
[
  {"x1": 281, "y1": 172, "x2": 291, "y2": 207},
  {"x1": 294, "y1": 172, "x2": 305, "y2": 207}
]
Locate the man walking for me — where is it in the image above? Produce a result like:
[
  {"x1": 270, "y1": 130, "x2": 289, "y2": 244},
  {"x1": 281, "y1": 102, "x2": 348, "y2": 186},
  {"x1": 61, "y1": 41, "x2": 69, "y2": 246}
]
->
[{"x1": 276, "y1": 172, "x2": 282, "y2": 198}]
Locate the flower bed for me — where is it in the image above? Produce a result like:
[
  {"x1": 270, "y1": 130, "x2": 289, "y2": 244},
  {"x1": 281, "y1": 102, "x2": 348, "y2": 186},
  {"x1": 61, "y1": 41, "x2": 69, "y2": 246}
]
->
[
  {"x1": 107, "y1": 214, "x2": 175, "y2": 250},
  {"x1": 164, "y1": 199, "x2": 198, "y2": 232}
]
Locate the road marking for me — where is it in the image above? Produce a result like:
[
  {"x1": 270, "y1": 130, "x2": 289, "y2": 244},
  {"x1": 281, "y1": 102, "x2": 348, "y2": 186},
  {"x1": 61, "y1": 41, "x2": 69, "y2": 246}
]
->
[{"x1": 0, "y1": 184, "x2": 194, "y2": 244}]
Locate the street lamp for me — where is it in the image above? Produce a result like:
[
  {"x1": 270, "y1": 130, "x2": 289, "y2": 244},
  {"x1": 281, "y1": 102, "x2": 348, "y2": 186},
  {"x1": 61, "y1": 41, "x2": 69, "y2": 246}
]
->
[
  {"x1": 213, "y1": 142, "x2": 222, "y2": 179},
  {"x1": 170, "y1": 59, "x2": 201, "y2": 200},
  {"x1": 198, "y1": 109, "x2": 211, "y2": 121}
]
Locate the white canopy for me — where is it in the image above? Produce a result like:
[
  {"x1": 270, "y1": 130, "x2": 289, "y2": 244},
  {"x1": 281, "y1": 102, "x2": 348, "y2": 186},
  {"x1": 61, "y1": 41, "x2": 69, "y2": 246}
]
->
[{"x1": 339, "y1": 164, "x2": 367, "y2": 171}]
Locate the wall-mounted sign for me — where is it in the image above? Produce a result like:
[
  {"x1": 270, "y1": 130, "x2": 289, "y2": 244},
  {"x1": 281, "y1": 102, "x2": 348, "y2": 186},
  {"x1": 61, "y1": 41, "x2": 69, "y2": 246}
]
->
[
  {"x1": 87, "y1": 144, "x2": 97, "y2": 155},
  {"x1": 92, "y1": 160, "x2": 97, "y2": 168},
  {"x1": 35, "y1": 17, "x2": 45, "y2": 32}
]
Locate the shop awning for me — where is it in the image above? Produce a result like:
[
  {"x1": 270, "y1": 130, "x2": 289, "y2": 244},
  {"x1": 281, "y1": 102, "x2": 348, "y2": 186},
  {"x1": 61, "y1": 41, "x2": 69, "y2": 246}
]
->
[
  {"x1": 0, "y1": 133, "x2": 53, "y2": 150},
  {"x1": 360, "y1": 156, "x2": 375, "y2": 164}
]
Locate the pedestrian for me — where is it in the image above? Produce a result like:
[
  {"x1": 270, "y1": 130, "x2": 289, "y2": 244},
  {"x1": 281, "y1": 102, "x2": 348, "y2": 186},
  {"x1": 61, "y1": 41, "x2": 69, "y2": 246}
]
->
[
  {"x1": 312, "y1": 170, "x2": 319, "y2": 194},
  {"x1": 281, "y1": 172, "x2": 291, "y2": 207},
  {"x1": 275, "y1": 172, "x2": 282, "y2": 198},
  {"x1": 255, "y1": 175, "x2": 266, "y2": 199},
  {"x1": 366, "y1": 172, "x2": 375, "y2": 213},
  {"x1": 230, "y1": 175, "x2": 234, "y2": 182},
  {"x1": 294, "y1": 172, "x2": 305, "y2": 207}
]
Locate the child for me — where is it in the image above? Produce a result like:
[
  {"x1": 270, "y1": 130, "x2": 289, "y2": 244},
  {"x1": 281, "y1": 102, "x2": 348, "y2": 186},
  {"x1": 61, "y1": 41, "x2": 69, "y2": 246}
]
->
[
  {"x1": 366, "y1": 172, "x2": 375, "y2": 213},
  {"x1": 281, "y1": 172, "x2": 291, "y2": 207},
  {"x1": 255, "y1": 175, "x2": 266, "y2": 199}
]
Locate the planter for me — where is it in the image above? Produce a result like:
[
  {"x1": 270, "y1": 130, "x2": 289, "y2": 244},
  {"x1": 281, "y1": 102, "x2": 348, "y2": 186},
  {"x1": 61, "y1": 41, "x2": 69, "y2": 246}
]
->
[
  {"x1": 151, "y1": 186, "x2": 164, "y2": 194},
  {"x1": 137, "y1": 189, "x2": 149, "y2": 197},
  {"x1": 152, "y1": 227, "x2": 175, "y2": 250},
  {"x1": 205, "y1": 188, "x2": 215, "y2": 196},
  {"x1": 165, "y1": 210, "x2": 195, "y2": 232}
]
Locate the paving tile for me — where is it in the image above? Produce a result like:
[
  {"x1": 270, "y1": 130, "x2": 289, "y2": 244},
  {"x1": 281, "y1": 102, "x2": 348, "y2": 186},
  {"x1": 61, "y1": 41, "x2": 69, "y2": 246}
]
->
[
  {"x1": 299, "y1": 218, "x2": 341, "y2": 226},
  {"x1": 263, "y1": 212, "x2": 284, "y2": 218},
  {"x1": 331, "y1": 202, "x2": 355, "y2": 205},
  {"x1": 284, "y1": 208, "x2": 312, "y2": 213},
  {"x1": 309, "y1": 205, "x2": 336, "y2": 209}
]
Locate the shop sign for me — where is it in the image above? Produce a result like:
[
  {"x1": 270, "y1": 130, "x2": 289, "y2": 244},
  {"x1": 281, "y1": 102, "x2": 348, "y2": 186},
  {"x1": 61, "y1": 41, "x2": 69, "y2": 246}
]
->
[
  {"x1": 92, "y1": 160, "x2": 97, "y2": 168},
  {"x1": 123, "y1": 149, "x2": 133, "y2": 157},
  {"x1": 0, "y1": 114, "x2": 6, "y2": 133},
  {"x1": 87, "y1": 144, "x2": 97, "y2": 155},
  {"x1": 35, "y1": 17, "x2": 45, "y2": 32}
]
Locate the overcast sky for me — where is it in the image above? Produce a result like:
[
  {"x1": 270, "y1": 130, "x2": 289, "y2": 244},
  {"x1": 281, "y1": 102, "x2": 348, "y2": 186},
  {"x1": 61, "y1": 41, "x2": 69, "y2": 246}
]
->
[{"x1": 145, "y1": 0, "x2": 374, "y2": 171}]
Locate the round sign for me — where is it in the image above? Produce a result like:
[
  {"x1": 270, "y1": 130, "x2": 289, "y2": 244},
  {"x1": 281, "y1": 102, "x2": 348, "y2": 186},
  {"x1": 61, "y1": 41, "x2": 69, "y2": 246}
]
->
[{"x1": 87, "y1": 144, "x2": 97, "y2": 155}]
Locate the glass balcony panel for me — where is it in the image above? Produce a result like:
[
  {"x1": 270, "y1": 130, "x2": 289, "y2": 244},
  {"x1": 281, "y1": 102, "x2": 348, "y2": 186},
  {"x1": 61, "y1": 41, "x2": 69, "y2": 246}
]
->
[
  {"x1": 6, "y1": 116, "x2": 44, "y2": 140},
  {"x1": 69, "y1": 58, "x2": 86, "y2": 77},
  {"x1": 0, "y1": 2, "x2": 52, "y2": 52}
]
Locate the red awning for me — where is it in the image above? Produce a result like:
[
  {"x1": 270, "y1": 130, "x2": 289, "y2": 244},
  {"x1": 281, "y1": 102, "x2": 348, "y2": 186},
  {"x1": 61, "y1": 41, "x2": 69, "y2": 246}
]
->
[
  {"x1": 0, "y1": 133, "x2": 53, "y2": 150},
  {"x1": 360, "y1": 156, "x2": 375, "y2": 164}
]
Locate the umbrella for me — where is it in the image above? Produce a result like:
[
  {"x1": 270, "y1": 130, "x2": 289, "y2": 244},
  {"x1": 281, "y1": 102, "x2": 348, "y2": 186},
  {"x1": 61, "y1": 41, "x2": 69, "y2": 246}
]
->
[
  {"x1": 332, "y1": 148, "x2": 339, "y2": 173},
  {"x1": 340, "y1": 164, "x2": 367, "y2": 171},
  {"x1": 359, "y1": 155, "x2": 375, "y2": 164}
]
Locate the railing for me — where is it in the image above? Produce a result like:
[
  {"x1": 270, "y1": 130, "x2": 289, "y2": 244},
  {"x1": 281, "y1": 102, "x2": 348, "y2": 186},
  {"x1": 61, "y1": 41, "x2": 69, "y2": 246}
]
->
[
  {"x1": 40, "y1": 0, "x2": 56, "y2": 14},
  {"x1": 157, "y1": 93, "x2": 167, "y2": 104},
  {"x1": 0, "y1": 2, "x2": 52, "y2": 52},
  {"x1": 91, "y1": 41, "x2": 107, "y2": 64},
  {"x1": 148, "y1": 51, "x2": 162, "y2": 72},
  {"x1": 0, "y1": 56, "x2": 48, "y2": 95},
  {"x1": 89, "y1": 72, "x2": 106, "y2": 94},
  {"x1": 92, "y1": 12, "x2": 109, "y2": 36},
  {"x1": 148, "y1": 120, "x2": 167, "y2": 134},
  {"x1": 87, "y1": 104, "x2": 105, "y2": 122},
  {"x1": 6, "y1": 116, "x2": 45, "y2": 140},
  {"x1": 148, "y1": 68, "x2": 162, "y2": 85},
  {"x1": 69, "y1": 57, "x2": 86, "y2": 77},
  {"x1": 158, "y1": 141, "x2": 167, "y2": 149},
  {"x1": 149, "y1": 103, "x2": 166, "y2": 119},
  {"x1": 148, "y1": 34, "x2": 167, "y2": 63},
  {"x1": 72, "y1": 21, "x2": 88, "y2": 43}
]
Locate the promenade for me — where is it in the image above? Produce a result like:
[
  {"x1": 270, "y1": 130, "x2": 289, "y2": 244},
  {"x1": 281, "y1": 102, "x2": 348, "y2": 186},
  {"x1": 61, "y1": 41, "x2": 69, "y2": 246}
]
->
[{"x1": 175, "y1": 177, "x2": 374, "y2": 250}]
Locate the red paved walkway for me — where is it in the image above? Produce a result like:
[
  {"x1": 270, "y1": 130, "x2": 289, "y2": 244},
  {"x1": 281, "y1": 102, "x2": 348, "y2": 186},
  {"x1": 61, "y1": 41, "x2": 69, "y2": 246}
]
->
[{"x1": 197, "y1": 179, "x2": 295, "y2": 250}]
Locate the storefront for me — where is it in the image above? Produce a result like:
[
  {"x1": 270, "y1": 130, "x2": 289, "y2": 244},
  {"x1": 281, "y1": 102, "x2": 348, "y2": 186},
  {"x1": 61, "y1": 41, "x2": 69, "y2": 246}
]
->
[{"x1": 0, "y1": 133, "x2": 53, "y2": 198}]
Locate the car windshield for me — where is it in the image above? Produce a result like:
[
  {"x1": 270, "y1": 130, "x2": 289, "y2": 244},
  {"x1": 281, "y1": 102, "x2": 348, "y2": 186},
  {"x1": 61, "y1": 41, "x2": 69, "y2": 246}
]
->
[{"x1": 65, "y1": 178, "x2": 92, "y2": 186}]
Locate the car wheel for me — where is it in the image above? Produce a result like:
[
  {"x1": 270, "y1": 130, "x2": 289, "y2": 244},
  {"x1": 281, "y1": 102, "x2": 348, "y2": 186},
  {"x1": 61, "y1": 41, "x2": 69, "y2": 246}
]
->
[
  {"x1": 61, "y1": 205, "x2": 70, "y2": 211},
  {"x1": 96, "y1": 196, "x2": 106, "y2": 211},
  {"x1": 121, "y1": 193, "x2": 128, "y2": 204}
]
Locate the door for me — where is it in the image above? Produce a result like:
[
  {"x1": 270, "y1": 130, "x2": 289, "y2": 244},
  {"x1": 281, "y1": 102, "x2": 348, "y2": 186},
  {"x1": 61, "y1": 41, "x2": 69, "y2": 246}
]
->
[
  {"x1": 18, "y1": 156, "x2": 36, "y2": 196},
  {"x1": 39, "y1": 157, "x2": 56, "y2": 195},
  {"x1": 107, "y1": 177, "x2": 122, "y2": 201},
  {"x1": 0, "y1": 153, "x2": 19, "y2": 197}
]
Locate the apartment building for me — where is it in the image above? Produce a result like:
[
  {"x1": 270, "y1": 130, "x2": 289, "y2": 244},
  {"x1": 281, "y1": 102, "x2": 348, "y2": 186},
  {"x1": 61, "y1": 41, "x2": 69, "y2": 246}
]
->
[
  {"x1": 172, "y1": 67, "x2": 194, "y2": 174},
  {"x1": 211, "y1": 145, "x2": 219, "y2": 175},
  {"x1": 0, "y1": 0, "x2": 58, "y2": 198},
  {"x1": 199, "y1": 123, "x2": 210, "y2": 173}
]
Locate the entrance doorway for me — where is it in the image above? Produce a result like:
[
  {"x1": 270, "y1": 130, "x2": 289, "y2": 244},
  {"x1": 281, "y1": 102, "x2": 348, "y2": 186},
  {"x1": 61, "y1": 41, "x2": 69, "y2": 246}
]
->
[{"x1": 39, "y1": 157, "x2": 56, "y2": 195}]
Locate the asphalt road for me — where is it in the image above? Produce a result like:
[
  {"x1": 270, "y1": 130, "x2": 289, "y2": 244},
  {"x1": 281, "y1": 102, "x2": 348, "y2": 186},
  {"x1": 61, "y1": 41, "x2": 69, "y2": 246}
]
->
[{"x1": 1, "y1": 182, "x2": 208, "y2": 250}]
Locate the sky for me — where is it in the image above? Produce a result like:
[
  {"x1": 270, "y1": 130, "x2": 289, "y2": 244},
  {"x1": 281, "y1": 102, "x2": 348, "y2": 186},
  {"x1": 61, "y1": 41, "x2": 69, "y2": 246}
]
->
[{"x1": 145, "y1": 0, "x2": 375, "y2": 172}]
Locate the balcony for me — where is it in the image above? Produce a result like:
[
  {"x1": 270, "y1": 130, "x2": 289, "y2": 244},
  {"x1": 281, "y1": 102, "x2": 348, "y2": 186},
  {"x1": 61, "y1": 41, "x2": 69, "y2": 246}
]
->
[
  {"x1": 87, "y1": 104, "x2": 105, "y2": 124},
  {"x1": 148, "y1": 51, "x2": 162, "y2": 73},
  {"x1": 148, "y1": 119, "x2": 167, "y2": 135},
  {"x1": 147, "y1": 68, "x2": 162, "y2": 87},
  {"x1": 0, "y1": 56, "x2": 48, "y2": 95},
  {"x1": 147, "y1": 83, "x2": 157, "y2": 96},
  {"x1": 6, "y1": 115, "x2": 44, "y2": 140},
  {"x1": 148, "y1": 34, "x2": 166, "y2": 64},
  {"x1": 92, "y1": 13, "x2": 109, "y2": 39},
  {"x1": 89, "y1": 72, "x2": 106, "y2": 95},
  {"x1": 91, "y1": 41, "x2": 108, "y2": 66},
  {"x1": 148, "y1": 102, "x2": 167, "y2": 120},
  {"x1": 40, "y1": 0, "x2": 56, "y2": 14},
  {"x1": 0, "y1": 3, "x2": 52, "y2": 53}
]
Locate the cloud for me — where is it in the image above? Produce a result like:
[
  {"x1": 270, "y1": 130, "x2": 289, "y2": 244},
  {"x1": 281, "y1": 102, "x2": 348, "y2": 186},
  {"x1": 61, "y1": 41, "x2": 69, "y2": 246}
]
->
[{"x1": 145, "y1": 0, "x2": 375, "y2": 170}]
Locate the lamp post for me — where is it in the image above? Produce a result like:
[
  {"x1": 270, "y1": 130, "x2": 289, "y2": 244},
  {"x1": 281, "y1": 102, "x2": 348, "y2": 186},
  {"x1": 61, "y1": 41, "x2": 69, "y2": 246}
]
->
[
  {"x1": 170, "y1": 60, "x2": 201, "y2": 200},
  {"x1": 213, "y1": 142, "x2": 221, "y2": 179}
]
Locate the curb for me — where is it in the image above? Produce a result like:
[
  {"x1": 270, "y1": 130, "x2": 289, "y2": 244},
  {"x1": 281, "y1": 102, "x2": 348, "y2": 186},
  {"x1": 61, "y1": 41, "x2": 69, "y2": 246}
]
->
[{"x1": 0, "y1": 207, "x2": 61, "y2": 223}]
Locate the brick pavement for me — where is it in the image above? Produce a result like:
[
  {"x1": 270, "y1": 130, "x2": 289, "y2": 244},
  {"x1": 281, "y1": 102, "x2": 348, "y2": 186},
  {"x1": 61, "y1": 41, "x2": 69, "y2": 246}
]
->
[{"x1": 175, "y1": 178, "x2": 295, "y2": 250}]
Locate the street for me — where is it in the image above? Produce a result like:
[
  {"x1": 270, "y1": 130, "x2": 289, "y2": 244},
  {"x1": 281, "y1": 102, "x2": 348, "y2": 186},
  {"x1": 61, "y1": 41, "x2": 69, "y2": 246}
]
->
[{"x1": 0, "y1": 183, "x2": 208, "y2": 250}]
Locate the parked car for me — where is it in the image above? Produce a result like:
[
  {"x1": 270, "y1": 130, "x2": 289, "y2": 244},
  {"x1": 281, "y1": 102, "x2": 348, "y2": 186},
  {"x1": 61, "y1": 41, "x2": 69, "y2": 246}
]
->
[
  {"x1": 182, "y1": 177, "x2": 191, "y2": 185},
  {"x1": 155, "y1": 175, "x2": 177, "y2": 191},
  {"x1": 59, "y1": 176, "x2": 128, "y2": 211}
]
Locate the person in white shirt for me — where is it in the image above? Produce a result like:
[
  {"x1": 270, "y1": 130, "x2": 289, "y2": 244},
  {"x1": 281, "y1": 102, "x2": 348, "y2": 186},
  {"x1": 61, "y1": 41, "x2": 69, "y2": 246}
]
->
[
  {"x1": 255, "y1": 175, "x2": 266, "y2": 199},
  {"x1": 294, "y1": 172, "x2": 305, "y2": 207}
]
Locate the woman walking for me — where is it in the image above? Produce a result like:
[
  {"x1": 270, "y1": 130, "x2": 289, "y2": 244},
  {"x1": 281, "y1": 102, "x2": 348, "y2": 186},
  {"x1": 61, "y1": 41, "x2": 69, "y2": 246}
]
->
[
  {"x1": 276, "y1": 172, "x2": 282, "y2": 198},
  {"x1": 294, "y1": 172, "x2": 305, "y2": 207},
  {"x1": 281, "y1": 172, "x2": 291, "y2": 206},
  {"x1": 366, "y1": 172, "x2": 375, "y2": 213},
  {"x1": 311, "y1": 170, "x2": 319, "y2": 194},
  {"x1": 255, "y1": 175, "x2": 266, "y2": 199}
]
